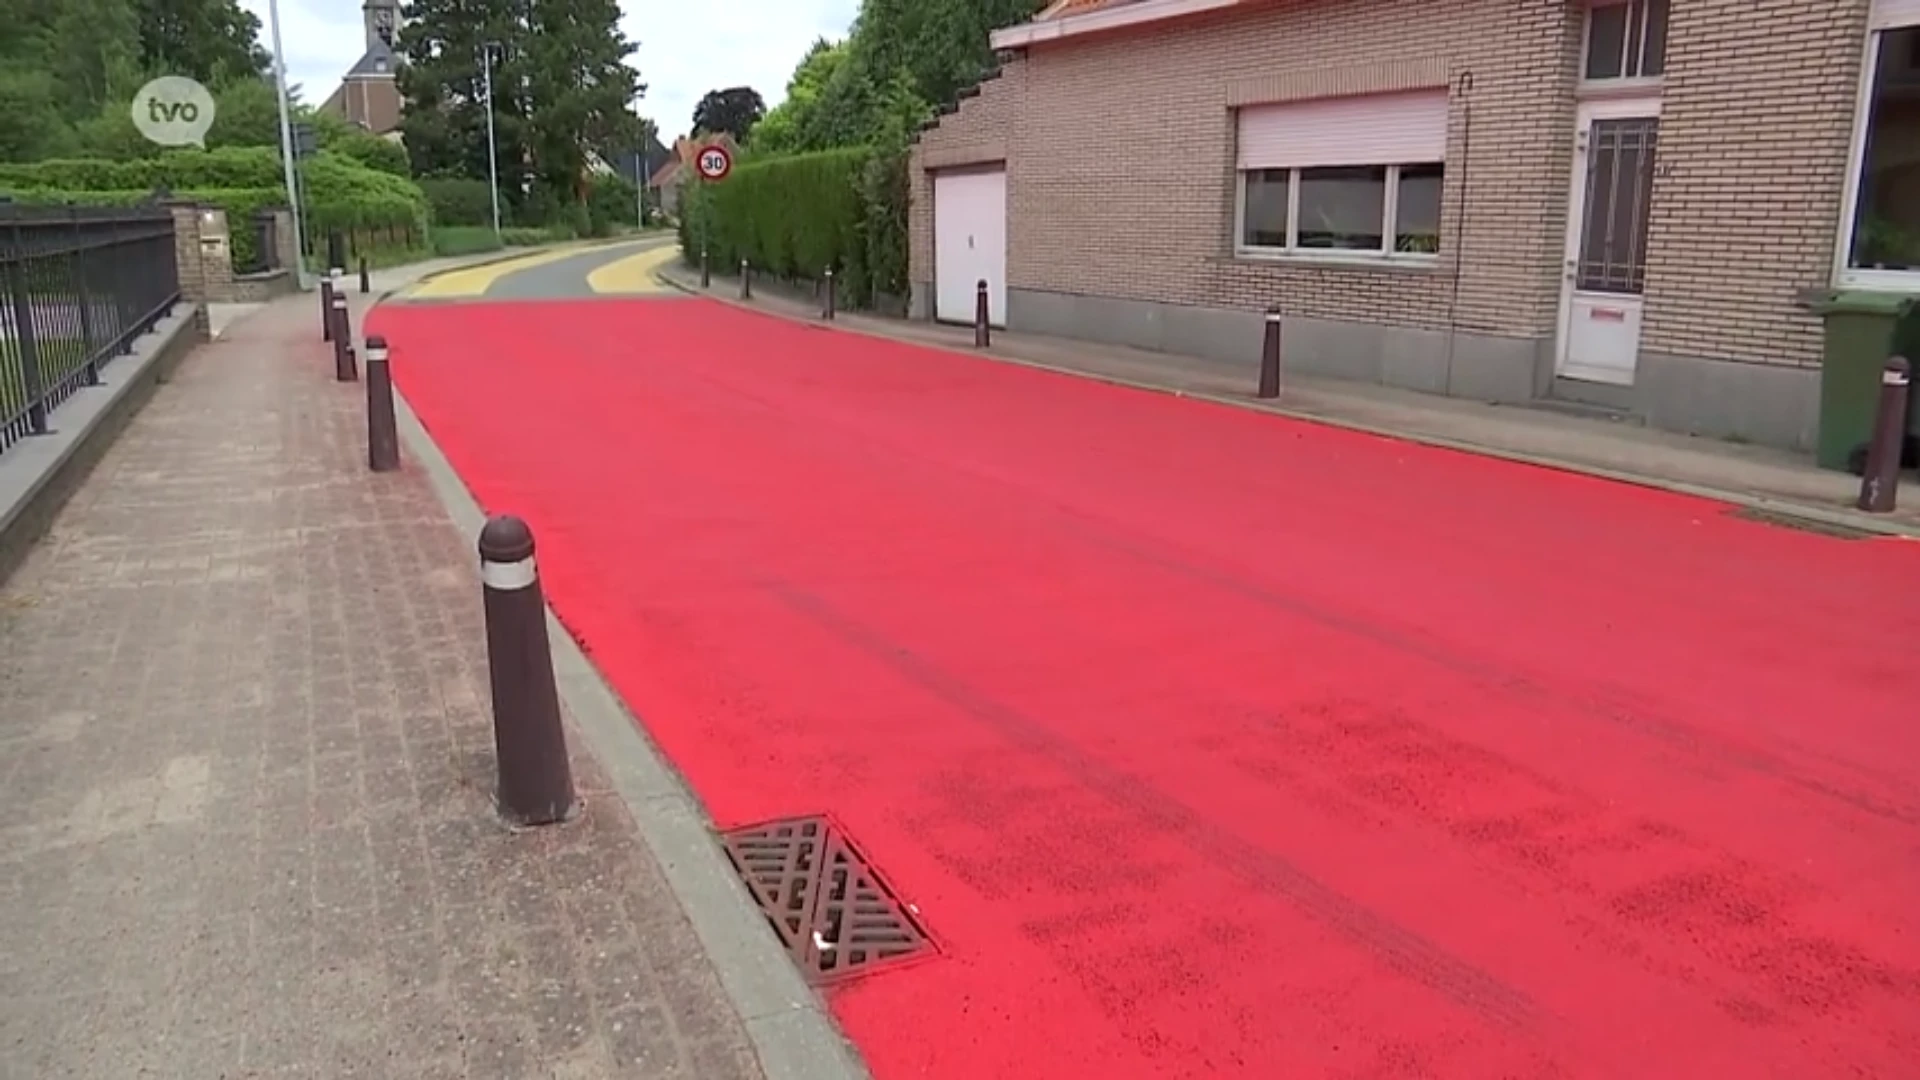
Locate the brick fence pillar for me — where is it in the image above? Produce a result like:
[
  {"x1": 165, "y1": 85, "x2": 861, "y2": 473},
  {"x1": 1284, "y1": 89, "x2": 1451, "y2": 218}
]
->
[{"x1": 164, "y1": 200, "x2": 213, "y2": 339}]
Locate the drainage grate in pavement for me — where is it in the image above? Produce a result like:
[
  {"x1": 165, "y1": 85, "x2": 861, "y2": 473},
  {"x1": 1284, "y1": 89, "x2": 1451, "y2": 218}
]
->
[
  {"x1": 720, "y1": 816, "x2": 931, "y2": 985},
  {"x1": 1728, "y1": 506, "x2": 1878, "y2": 540}
]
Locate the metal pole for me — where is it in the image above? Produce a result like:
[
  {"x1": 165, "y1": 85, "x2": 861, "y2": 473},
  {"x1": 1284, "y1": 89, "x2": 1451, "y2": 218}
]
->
[
  {"x1": 478, "y1": 515, "x2": 575, "y2": 826},
  {"x1": 739, "y1": 260, "x2": 751, "y2": 300},
  {"x1": 974, "y1": 280, "x2": 991, "y2": 348},
  {"x1": 822, "y1": 267, "x2": 835, "y2": 320},
  {"x1": 265, "y1": 0, "x2": 309, "y2": 290},
  {"x1": 365, "y1": 335, "x2": 400, "y2": 472},
  {"x1": 1857, "y1": 356, "x2": 1912, "y2": 513},
  {"x1": 483, "y1": 44, "x2": 502, "y2": 239}
]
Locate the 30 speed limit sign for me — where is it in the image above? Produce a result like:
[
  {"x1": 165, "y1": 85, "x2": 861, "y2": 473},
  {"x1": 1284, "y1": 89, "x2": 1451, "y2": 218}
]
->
[{"x1": 695, "y1": 144, "x2": 733, "y2": 181}]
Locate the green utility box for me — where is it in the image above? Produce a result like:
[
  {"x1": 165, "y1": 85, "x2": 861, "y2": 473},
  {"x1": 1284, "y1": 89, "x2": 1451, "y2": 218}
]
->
[{"x1": 1812, "y1": 291, "x2": 1920, "y2": 471}]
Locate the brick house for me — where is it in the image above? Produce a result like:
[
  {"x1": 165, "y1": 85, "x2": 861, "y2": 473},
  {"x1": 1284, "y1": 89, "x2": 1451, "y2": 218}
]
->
[{"x1": 908, "y1": 0, "x2": 1920, "y2": 451}]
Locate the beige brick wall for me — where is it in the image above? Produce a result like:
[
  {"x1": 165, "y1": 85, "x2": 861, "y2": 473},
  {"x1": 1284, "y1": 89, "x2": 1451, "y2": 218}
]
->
[
  {"x1": 911, "y1": 0, "x2": 1873, "y2": 369},
  {"x1": 1640, "y1": 0, "x2": 1868, "y2": 368},
  {"x1": 913, "y1": 0, "x2": 1584, "y2": 340}
]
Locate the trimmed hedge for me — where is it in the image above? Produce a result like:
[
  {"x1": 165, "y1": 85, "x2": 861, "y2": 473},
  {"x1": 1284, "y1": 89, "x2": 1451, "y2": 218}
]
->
[
  {"x1": 0, "y1": 146, "x2": 430, "y2": 271},
  {"x1": 680, "y1": 147, "x2": 899, "y2": 307},
  {"x1": 421, "y1": 177, "x2": 495, "y2": 227}
]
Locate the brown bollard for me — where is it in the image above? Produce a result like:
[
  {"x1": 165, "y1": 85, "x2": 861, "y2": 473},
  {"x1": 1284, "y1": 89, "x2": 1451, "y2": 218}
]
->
[
  {"x1": 823, "y1": 267, "x2": 836, "y2": 320},
  {"x1": 331, "y1": 293, "x2": 356, "y2": 381},
  {"x1": 974, "y1": 279, "x2": 991, "y2": 348},
  {"x1": 1257, "y1": 306, "x2": 1282, "y2": 400},
  {"x1": 359, "y1": 255, "x2": 370, "y2": 295},
  {"x1": 739, "y1": 260, "x2": 752, "y2": 300},
  {"x1": 700, "y1": 247, "x2": 710, "y2": 289},
  {"x1": 320, "y1": 273, "x2": 335, "y2": 341},
  {"x1": 1857, "y1": 355, "x2": 1912, "y2": 514},
  {"x1": 478, "y1": 515, "x2": 575, "y2": 826},
  {"x1": 365, "y1": 335, "x2": 399, "y2": 472}
]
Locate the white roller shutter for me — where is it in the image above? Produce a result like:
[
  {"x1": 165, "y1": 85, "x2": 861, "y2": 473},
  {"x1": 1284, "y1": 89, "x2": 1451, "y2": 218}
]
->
[
  {"x1": 1871, "y1": 0, "x2": 1920, "y2": 28},
  {"x1": 1237, "y1": 90, "x2": 1449, "y2": 170}
]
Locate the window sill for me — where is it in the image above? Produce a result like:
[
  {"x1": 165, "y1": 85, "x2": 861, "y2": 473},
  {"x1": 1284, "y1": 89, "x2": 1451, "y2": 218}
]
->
[
  {"x1": 1836, "y1": 268, "x2": 1920, "y2": 296},
  {"x1": 1575, "y1": 76, "x2": 1665, "y2": 101},
  {"x1": 1230, "y1": 249, "x2": 1442, "y2": 274}
]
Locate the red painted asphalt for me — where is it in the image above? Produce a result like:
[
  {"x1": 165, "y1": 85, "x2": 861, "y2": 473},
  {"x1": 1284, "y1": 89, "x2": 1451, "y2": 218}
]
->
[{"x1": 370, "y1": 297, "x2": 1920, "y2": 1079}]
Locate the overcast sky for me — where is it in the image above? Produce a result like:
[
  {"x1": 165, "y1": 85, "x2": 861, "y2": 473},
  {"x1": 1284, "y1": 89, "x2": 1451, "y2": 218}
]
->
[{"x1": 237, "y1": 0, "x2": 860, "y2": 142}]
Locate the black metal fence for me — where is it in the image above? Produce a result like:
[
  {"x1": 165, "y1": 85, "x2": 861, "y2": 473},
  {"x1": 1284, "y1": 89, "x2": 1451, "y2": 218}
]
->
[{"x1": 1, "y1": 204, "x2": 180, "y2": 456}]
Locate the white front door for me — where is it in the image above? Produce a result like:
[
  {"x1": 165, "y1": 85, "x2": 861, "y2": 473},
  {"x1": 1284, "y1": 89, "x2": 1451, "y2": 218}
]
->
[
  {"x1": 1557, "y1": 99, "x2": 1661, "y2": 386},
  {"x1": 933, "y1": 167, "x2": 1007, "y2": 326}
]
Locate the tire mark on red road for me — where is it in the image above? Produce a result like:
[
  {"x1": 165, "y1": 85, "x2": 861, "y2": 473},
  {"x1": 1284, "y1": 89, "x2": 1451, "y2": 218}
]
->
[
  {"x1": 1207, "y1": 694, "x2": 1920, "y2": 1045},
  {"x1": 767, "y1": 582, "x2": 1541, "y2": 1032},
  {"x1": 635, "y1": 344, "x2": 1916, "y2": 830}
]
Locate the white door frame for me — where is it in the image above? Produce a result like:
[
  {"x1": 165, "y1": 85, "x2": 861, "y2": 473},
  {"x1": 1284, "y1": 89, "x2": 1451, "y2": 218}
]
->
[{"x1": 1556, "y1": 94, "x2": 1662, "y2": 386}]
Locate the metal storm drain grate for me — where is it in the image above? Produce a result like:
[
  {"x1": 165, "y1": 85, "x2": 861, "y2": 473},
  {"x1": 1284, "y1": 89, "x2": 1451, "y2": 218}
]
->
[
  {"x1": 1728, "y1": 506, "x2": 1877, "y2": 540},
  {"x1": 719, "y1": 816, "x2": 931, "y2": 985}
]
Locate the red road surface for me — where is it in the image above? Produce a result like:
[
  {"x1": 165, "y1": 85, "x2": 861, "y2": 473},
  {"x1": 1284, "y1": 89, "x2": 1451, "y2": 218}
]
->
[{"x1": 370, "y1": 298, "x2": 1920, "y2": 1079}]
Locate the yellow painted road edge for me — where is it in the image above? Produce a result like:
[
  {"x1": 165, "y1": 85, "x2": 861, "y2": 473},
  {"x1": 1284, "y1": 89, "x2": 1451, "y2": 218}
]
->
[
  {"x1": 400, "y1": 245, "x2": 593, "y2": 299},
  {"x1": 584, "y1": 245, "x2": 679, "y2": 294}
]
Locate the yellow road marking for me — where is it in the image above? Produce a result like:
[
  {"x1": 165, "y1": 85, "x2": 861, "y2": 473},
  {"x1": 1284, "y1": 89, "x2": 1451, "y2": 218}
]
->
[
  {"x1": 401, "y1": 245, "x2": 590, "y2": 299},
  {"x1": 584, "y1": 244, "x2": 678, "y2": 294}
]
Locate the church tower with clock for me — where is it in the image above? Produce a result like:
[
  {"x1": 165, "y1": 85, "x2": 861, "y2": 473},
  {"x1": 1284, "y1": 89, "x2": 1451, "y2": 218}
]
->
[{"x1": 320, "y1": 0, "x2": 405, "y2": 138}]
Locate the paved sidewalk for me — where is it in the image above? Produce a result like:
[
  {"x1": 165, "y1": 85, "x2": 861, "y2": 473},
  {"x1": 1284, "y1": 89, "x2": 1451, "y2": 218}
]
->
[
  {"x1": 0, "y1": 289, "x2": 767, "y2": 1077},
  {"x1": 657, "y1": 259, "x2": 1920, "y2": 536}
]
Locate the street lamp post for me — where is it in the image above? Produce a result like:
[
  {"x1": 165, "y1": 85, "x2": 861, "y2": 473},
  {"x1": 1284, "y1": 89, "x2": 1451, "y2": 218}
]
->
[
  {"x1": 265, "y1": 0, "x2": 309, "y2": 288},
  {"x1": 481, "y1": 42, "x2": 502, "y2": 238}
]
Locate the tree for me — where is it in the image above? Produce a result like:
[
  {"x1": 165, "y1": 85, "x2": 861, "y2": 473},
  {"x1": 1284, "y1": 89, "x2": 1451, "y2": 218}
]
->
[
  {"x1": 751, "y1": 38, "x2": 843, "y2": 155},
  {"x1": 135, "y1": 0, "x2": 271, "y2": 87},
  {"x1": 396, "y1": 0, "x2": 520, "y2": 189},
  {"x1": 691, "y1": 86, "x2": 765, "y2": 143},
  {"x1": 523, "y1": 0, "x2": 645, "y2": 208}
]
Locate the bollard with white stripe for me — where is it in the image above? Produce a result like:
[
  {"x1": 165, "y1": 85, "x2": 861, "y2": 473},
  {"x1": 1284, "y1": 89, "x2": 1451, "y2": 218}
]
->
[
  {"x1": 973, "y1": 280, "x2": 990, "y2": 348},
  {"x1": 739, "y1": 260, "x2": 752, "y2": 301},
  {"x1": 822, "y1": 266, "x2": 836, "y2": 321},
  {"x1": 1857, "y1": 355, "x2": 1911, "y2": 514},
  {"x1": 364, "y1": 335, "x2": 399, "y2": 472},
  {"x1": 1257, "y1": 306, "x2": 1282, "y2": 400},
  {"x1": 478, "y1": 515, "x2": 575, "y2": 826},
  {"x1": 331, "y1": 293, "x2": 357, "y2": 381},
  {"x1": 320, "y1": 273, "x2": 335, "y2": 342}
]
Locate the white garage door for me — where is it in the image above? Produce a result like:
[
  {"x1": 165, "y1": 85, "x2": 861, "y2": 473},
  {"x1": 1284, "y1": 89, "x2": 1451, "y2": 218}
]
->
[{"x1": 933, "y1": 168, "x2": 1007, "y2": 327}]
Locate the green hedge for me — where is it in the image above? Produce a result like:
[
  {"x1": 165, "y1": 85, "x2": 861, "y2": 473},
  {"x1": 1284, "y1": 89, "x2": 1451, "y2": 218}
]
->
[
  {"x1": 421, "y1": 177, "x2": 495, "y2": 227},
  {"x1": 678, "y1": 146, "x2": 909, "y2": 310},
  {"x1": 0, "y1": 146, "x2": 429, "y2": 271}
]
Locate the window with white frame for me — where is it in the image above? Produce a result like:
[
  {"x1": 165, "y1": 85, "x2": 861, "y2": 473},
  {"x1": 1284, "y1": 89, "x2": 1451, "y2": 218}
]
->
[
  {"x1": 1582, "y1": 0, "x2": 1669, "y2": 82},
  {"x1": 1235, "y1": 90, "x2": 1448, "y2": 260},
  {"x1": 1843, "y1": 1, "x2": 1920, "y2": 285}
]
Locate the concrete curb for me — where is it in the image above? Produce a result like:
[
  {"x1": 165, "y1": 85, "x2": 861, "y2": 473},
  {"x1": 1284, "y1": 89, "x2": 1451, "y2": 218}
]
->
[
  {"x1": 383, "y1": 367, "x2": 872, "y2": 1080},
  {"x1": 654, "y1": 263, "x2": 1920, "y2": 542}
]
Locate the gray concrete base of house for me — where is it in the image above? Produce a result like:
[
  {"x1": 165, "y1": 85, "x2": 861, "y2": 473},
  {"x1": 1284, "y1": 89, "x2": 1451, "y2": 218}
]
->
[
  {"x1": 911, "y1": 283, "x2": 1822, "y2": 453},
  {"x1": 0, "y1": 305, "x2": 205, "y2": 585}
]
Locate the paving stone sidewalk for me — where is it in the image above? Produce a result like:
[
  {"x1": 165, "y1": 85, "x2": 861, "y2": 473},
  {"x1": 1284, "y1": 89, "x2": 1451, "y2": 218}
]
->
[
  {"x1": 658, "y1": 260, "x2": 1920, "y2": 536},
  {"x1": 0, "y1": 292, "x2": 766, "y2": 1078}
]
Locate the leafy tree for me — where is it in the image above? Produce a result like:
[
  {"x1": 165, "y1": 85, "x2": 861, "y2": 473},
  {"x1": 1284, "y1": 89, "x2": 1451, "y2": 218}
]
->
[
  {"x1": 135, "y1": 0, "x2": 271, "y2": 86},
  {"x1": 522, "y1": 0, "x2": 644, "y2": 204},
  {"x1": 691, "y1": 86, "x2": 766, "y2": 143},
  {"x1": 0, "y1": 71, "x2": 75, "y2": 161},
  {"x1": 752, "y1": 39, "x2": 843, "y2": 155}
]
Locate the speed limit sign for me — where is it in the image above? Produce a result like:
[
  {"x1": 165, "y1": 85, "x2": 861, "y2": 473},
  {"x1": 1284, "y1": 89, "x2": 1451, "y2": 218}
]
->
[{"x1": 695, "y1": 144, "x2": 733, "y2": 181}]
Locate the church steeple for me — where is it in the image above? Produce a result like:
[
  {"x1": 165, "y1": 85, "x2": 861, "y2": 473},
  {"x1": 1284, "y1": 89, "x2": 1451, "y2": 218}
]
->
[{"x1": 363, "y1": 0, "x2": 399, "y2": 51}]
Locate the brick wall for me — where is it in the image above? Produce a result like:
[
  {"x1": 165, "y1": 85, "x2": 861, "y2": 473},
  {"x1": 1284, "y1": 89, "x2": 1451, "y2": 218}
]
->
[
  {"x1": 1640, "y1": 0, "x2": 1868, "y2": 368},
  {"x1": 912, "y1": 0, "x2": 1583, "y2": 340},
  {"x1": 912, "y1": 0, "x2": 1873, "y2": 369}
]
